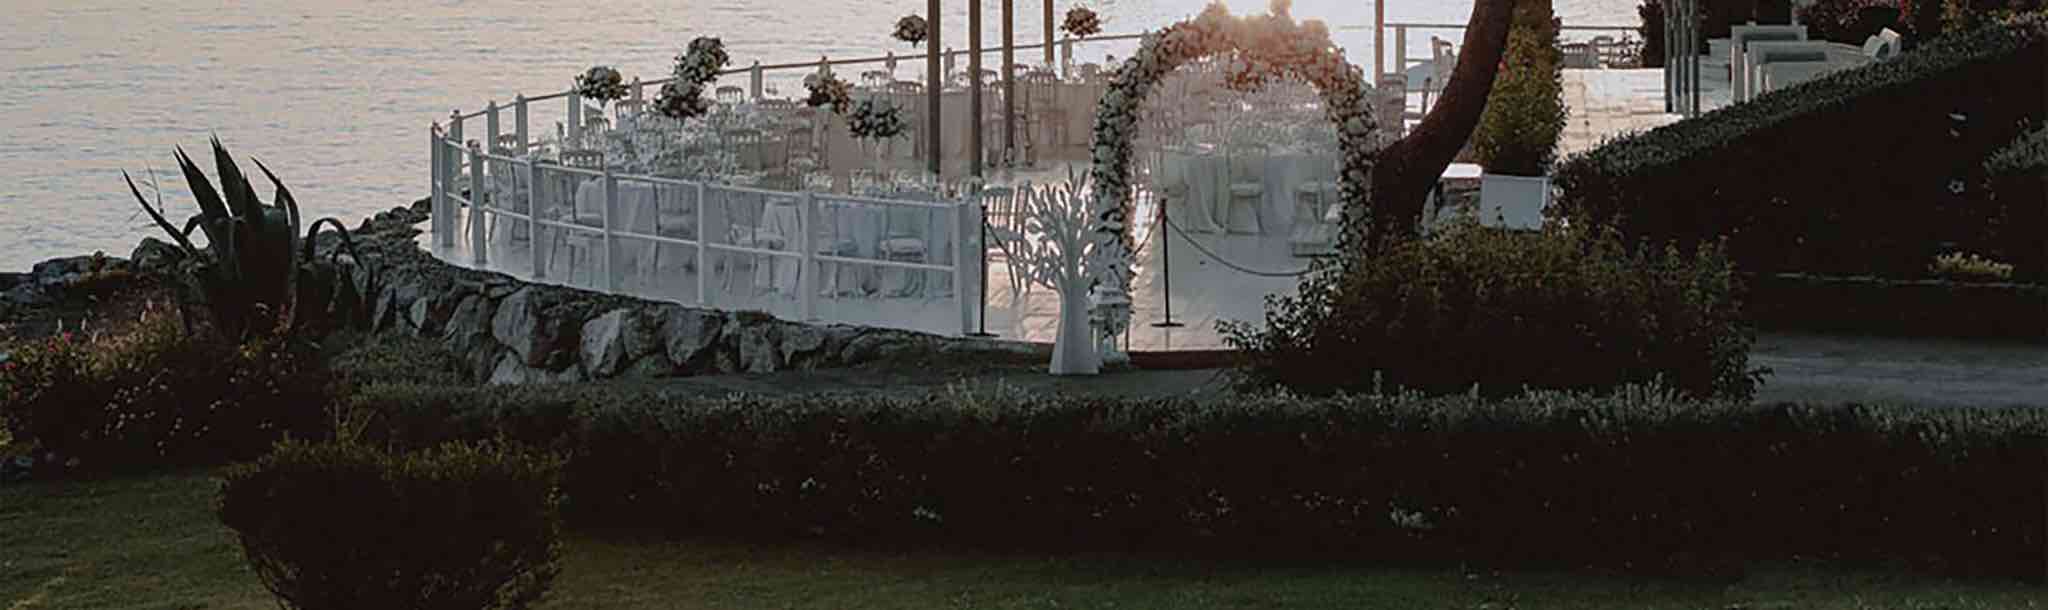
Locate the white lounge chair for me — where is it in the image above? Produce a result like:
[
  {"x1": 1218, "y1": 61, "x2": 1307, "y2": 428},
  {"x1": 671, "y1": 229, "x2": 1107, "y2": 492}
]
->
[{"x1": 1729, "y1": 24, "x2": 1809, "y2": 103}]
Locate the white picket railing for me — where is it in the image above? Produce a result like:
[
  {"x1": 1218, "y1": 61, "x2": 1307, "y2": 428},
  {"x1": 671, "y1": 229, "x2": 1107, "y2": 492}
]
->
[{"x1": 429, "y1": 127, "x2": 980, "y2": 336}]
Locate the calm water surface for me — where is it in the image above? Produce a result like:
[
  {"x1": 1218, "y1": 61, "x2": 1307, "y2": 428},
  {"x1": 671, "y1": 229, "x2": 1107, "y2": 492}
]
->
[{"x1": 0, "y1": 0, "x2": 1636, "y2": 270}]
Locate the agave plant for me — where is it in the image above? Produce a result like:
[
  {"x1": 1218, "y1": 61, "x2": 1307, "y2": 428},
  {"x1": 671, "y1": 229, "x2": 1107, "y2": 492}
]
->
[{"x1": 122, "y1": 138, "x2": 377, "y2": 341}]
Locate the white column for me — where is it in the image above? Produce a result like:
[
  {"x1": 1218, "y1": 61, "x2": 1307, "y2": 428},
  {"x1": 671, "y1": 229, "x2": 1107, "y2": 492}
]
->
[
  {"x1": 955, "y1": 197, "x2": 976, "y2": 335},
  {"x1": 695, "y1": 181, "x2": 710, "y2": 306},
  {"x1": 527, "y1": 160, "x2": 544, "y2": 280},
  {"x1": 469, "y1": 142, "x2": 488, "y2": 266},
  {"x1": 430, "y1": 125, "x2": 447, "y2": 248},
  {"x1": 602, "y1": 169, "x2": 619, "y2": 293},
  {"x1": 798, "y1": 193, "x2": 818, "y2": 321}
]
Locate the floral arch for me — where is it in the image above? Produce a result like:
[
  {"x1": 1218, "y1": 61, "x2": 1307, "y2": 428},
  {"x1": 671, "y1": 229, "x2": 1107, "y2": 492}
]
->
[{"x1": 1085, "y1": 0, "x2": 1378, "y2": 313}]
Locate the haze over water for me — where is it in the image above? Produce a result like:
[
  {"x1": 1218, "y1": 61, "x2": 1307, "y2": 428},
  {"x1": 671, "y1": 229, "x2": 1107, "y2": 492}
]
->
[{"x1": 0, "y1": 0, "x2": 1637, "y2": 270}]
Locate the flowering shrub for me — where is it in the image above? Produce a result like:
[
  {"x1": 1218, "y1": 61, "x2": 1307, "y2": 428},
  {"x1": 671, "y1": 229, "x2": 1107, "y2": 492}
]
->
[
  {"x1": 893, "y1": 15, "x2": 929, "y2": 46},
  {"x1": 804, "y1": 73, "x2": 854, "y2": 115},
  {"x1": 653, "y1": 37, "x2": 730, "y2": 122},
  {"x1": 1062, "y1": 6, "x2": 1103, "y2": 38},
  {"x1": 1087, "y1": 0, "x2": 1377, "y2": 327},
  {"x1": 217, "y1": 439, "x2": 563, "y2": 610},
  {"x1": 846, "y1": 98, "x2": 908, "y2": 141},
  {"x1": 1929, "y1": 251, "x2": 2016, "y2": 280},
  {"x1": 0, "y1": 307, "x2": 326, "y2": 473},
  {"x1": 573, "y1": 65, "x2": 629, "y2": 103}
]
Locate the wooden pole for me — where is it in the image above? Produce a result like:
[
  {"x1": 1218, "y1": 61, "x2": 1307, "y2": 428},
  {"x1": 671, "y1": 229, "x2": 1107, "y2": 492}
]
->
[
  {"x1": 1043, "y1": 0, "x2": 1055, "y2": 66},
  {"x1": 970, "y1": 0, "x2": 985, "y2": 177},
  {"x1": 929, "y1": 0, "x2": 944, "y2": 177},
  {"x1": 1375, "y1": 0, "x2": 1386, "y2": 78},
  {"x1": 1003, "y1": 0, "x2": 1017, "y2": 162}
]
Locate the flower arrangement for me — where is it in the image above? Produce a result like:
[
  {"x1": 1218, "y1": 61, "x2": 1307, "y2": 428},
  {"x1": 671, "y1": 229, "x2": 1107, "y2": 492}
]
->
[
  {"x1": 574, "y1": 65, "x2": 629, "y2": 104},
  {"x1": 1929, "y1": 251, "x2": 2015, "y2": 281},
  {"x1": 894, "y1": 15, "x2": 930, "y2": 46},
  {"x1": 1063, "y1": 6, "x2": 1104, "y2": 38},
  {"x1": 805, "y1": 73, "x2": 855, "y2": 116},
  {"x1": 654, "y1": 37, "x2": 731, "y2": 122},
  {"x1": 847, "y1": 98, "x2": 908, "y2": 141},
  {"x1": 1083, "y1": 0, "x2": 1379, "y2": 325}
]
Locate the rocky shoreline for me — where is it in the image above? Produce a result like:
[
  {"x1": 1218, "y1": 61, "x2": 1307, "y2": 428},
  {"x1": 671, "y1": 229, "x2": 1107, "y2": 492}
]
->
[{"x1": 2, "y1": 199, "x2": 1053, "y2": 383}]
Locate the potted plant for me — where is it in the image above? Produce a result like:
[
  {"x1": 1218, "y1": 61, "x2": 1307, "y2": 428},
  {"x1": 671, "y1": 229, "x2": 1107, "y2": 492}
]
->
[{"x1": 1471, "y1": 0, "x2": 1568, "y2": 230}]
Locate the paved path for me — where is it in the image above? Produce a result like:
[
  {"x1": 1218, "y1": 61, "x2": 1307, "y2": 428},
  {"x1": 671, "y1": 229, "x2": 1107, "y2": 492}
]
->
[{"x1": 649, "y1": 333, "x2": 2047, "y2": 408}]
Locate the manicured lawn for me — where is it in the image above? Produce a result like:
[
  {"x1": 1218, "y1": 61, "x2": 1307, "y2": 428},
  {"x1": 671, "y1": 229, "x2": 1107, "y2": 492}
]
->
[{"x1": 2, "y1": 470, "x2": 2042, "y2": 610}]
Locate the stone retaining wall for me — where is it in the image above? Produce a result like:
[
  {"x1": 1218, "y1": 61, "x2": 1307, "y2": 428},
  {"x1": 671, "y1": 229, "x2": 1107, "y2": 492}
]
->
[{"x1": 35, "y1": 199, "x2": 1049, "y2": 384}]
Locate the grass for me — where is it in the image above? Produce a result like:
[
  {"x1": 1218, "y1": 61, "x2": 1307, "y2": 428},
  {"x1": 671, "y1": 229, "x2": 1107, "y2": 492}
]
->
[{"x1": 3, "y1": 470, "x2": 2044, "y2": 610}]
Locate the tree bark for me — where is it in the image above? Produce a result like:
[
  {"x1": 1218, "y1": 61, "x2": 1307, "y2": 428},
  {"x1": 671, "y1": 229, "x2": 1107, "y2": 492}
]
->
[{"x1": 1365, "y1": 0, "x2": 1521, "y2": 252}]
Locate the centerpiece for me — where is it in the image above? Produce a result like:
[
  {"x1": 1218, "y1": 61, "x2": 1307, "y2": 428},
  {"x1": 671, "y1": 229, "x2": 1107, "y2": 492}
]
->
[
  {"x1": 654, "y1": 37, "x2": 731, "y2": 122},
  {"x1": 893, "y1": 15, "x2": 929, "y2": 47},
  {"x1": 574, "y1": 65, "x2": 629, "y2": 108},
  {"x1": 847, "y1": 97, "x2": 909, "y2": 170},
  {"x1": 1063, "y1": 6, "x2": 1104, "y2": 38}
]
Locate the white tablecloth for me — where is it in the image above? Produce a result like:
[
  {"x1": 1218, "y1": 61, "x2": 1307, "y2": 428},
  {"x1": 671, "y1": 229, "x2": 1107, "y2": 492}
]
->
[{"x1": 1158, "y1": 147, "x2": 1337, "y2": 236}]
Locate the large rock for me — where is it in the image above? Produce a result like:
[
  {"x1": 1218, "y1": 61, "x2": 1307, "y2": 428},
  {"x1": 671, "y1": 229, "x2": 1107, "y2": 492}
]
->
[
  {"x1": 438, "y1": 294, "x2": 502, "y2": 381},
  {"x1": 735, "y1": 323, "x2": 782, "y2": 374},
  {"x1": 0, "y1": 272, "x2": 26, "y2": 293},
  {"x1": 662, "y1": 307, "x2": 724, "y2": 370},
  {"x1": 492, "y1": 288, "x2": 578, "y2": 368},
  {"x1": 489, "y1": 353, "x2": 586, "y2": 385},
  {"x1": 130, "y1": 238, "x2": 184, "y2": 274},
  {"x1": 839, "y1": 330, "x2": 929, "y2": 363},
  {"x1": 579, "y1": 309, "x2": 633, "y2": 378},
  {"x1": 778, "y1": 323, "x2": 831, "y2": 368}
]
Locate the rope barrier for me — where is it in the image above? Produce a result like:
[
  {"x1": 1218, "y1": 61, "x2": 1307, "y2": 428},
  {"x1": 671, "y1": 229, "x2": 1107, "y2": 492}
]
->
[{"x1": 1159, "y1": 207, "x2": 1313, "y2": 278}]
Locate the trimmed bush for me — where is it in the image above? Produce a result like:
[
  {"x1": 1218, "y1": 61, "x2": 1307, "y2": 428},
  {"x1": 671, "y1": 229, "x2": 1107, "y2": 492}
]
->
[
  {"x1": 216, "y1": 439, "x2": 563, "y2": 610},
  {"x1": 1223, "y1": 218, "x2": 1761, "y2": 401},
  {"x1": 0, "y1": 308, "x2": 326, "y2": 471},
  {"x1": 1554, "y1": 14, "x2": 2048, "y2": 280},
  {"x1": 328, "y1": 331, "x2": 470, "y2": 388},
  {"x1": 346, "y1": 382, "x2": 2048, "y2": 576}
]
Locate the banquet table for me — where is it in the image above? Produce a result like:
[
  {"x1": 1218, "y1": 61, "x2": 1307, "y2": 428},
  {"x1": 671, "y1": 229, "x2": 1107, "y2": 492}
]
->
[{"x1": 570, "y1": 179, "x2": 670, "y2": 279}]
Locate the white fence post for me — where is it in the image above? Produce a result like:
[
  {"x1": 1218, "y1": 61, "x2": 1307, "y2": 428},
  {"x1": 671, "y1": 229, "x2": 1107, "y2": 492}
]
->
[
  {"x1": 818, "y1": 56, "x2": 831, "y2": 78},
  {"x1": 1061, "y1": 37, "x2": 1074, "y2": 80},
  {"x1": 695, "y1": 181, "x2": 710, "y2": 306},
  {"x1": 955, "y1": 197, "x2": 974, "y2": 335},
  {"x1": 486, "y1": 100, "x2": 500, "y2": 153},
  {"x1": 447, "y1": 111, "x2": 464, "y2": 249},
  {"x1": 1395, "y1": 26, "x2": 1408, "y2": 82},
  {"x1": 798, "y1": 192, "x2": 818, "y2": 321},
  {"x1": 430, "y1": 125, "x2": 447, "y2": 247},
  {"x1": 514, "y1": 95, "x2": 530, "y2": 156},
  {"x1": 602, "y1": 169, "x2": 619, "y2": 293},
  {"x1": 527, "y1": 160, "x2": 544, "y2": 280},
  {"x1": 568, "y1": 86, "x2": 583, "y2": 150},
  {"x1": 469, "y1": 142, "x2": 488, "y2": 266},
  {"x1": 631, "y1": 77, "x2": 643, "y2": 104},
  {"x1": 750, "y1": 61, "x2": 764, "y2": 100}
]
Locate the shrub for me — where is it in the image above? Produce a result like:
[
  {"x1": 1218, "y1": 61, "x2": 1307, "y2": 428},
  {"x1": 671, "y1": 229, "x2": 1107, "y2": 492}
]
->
[
  {"x1": 345, "y1": 382, "x2": 2048, "y2": 576},
  {"x1": 1224, "y1": 218, "x2": 1761, "y2": 401},
  {"x1": 328, "y1": 332, "x2": 470, "y2": 388},
  {"x1": 1553, "y1": 14, "x2": 2048, "y2": 280},
  {"x1": 0, "y1": 308, "x2": 327, "y2": 472},
  {"x1": 217, "y1": 439, "x2": 563, "y2": 610},
  {"x1": 1799, "y1": 0, "x2": 1904, "y2": 44},
  {"x1": 1472, "y1": 0, "x2": 1569, "y2": 177}
]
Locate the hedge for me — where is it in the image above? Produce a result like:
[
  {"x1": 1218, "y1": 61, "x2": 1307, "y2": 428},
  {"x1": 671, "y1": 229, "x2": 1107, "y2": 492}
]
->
[
  {"x1": 1740, "y1": 272, "x2": 2048, "y2": 340},
  {"x1": 350, "y1": 382, "x2": 2048, "y2": 577},
  {"x1": 1554, "y1": 14, "x2": 2048, "y2": 281}
]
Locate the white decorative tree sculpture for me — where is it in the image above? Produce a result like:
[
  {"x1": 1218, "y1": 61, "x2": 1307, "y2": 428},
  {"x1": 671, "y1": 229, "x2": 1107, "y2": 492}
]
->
[{"x1": 1011, "y1": 171, "x2": 1104, "y2": 375}]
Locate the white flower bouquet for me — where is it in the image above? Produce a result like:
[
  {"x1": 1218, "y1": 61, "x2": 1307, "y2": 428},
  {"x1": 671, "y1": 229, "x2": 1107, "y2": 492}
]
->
[
  {"x1": 1063, "y1": 7, "x2": 1103, "y2": 38},
  {"x1": 574, "y1": 65, "x2": 629, "y2": 103},
  {"x1": 893, "y1": 15, "x2": 929, "y2": 46},
  {"x1": 654, "y1": 37, "x2": 731, "y2": 122}
]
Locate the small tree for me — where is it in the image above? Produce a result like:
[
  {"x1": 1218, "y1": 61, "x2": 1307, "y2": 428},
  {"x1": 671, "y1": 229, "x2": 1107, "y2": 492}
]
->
[{"x1": 1471, "y1": 0, "x2": 1569, "y2": 177}]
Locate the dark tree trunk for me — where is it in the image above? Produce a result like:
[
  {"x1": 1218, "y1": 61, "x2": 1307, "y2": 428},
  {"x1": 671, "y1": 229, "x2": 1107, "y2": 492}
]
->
[{"x1": 1364, "y1": 0, "x2": 1520, "y2": 253}]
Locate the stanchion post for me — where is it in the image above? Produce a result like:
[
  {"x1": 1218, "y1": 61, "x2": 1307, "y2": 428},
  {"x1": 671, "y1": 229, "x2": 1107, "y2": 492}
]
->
[{"x1": 1151, "y1": 198, "x2": 1182, "y2": 328}]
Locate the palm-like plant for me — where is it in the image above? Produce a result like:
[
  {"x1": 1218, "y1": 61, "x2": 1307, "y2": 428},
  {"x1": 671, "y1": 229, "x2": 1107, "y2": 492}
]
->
[{"x1": 122, "y1": 138, "x2": 377, "y2": 341}]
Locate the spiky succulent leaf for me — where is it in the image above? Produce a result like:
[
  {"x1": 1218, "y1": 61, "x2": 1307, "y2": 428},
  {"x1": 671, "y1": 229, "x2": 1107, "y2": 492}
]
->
[
  {"x1": 173, "y1": 146, "x2": 230, "y2": 245},
  {"x1": 212, "y1": 137, "x2": 266, "y2": 232},
  {"x1": 124, "y1": 170, "x2": 203, "y2": 256}
]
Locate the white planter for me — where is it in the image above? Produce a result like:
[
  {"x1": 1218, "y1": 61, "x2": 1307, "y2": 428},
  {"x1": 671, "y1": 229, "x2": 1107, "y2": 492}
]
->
[{"x1": 1477, "y1": 173, "x2": 1550, "y2": 230}]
